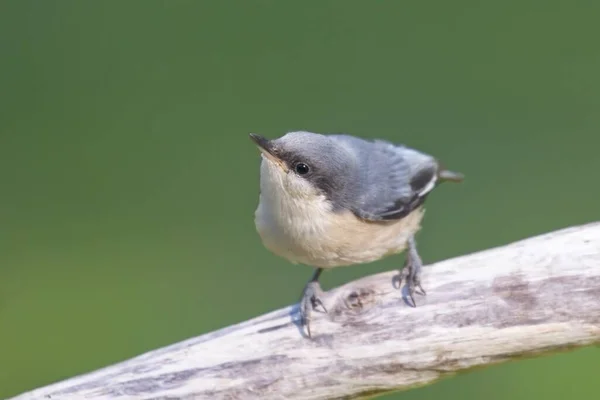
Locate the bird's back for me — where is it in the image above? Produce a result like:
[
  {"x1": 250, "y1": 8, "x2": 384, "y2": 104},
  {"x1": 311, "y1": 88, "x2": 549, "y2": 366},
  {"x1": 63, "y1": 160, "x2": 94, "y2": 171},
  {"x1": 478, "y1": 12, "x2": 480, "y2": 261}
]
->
[{"x1": 327, "y1": 134, "x2": 440, "y2": 222}]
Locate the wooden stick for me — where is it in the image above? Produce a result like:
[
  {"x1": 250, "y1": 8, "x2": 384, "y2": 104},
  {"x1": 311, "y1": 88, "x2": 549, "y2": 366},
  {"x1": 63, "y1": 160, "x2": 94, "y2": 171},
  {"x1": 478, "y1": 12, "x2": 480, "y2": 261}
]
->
[{"x1": 10, "y1": 222, "x2": 600, "y2": 400}]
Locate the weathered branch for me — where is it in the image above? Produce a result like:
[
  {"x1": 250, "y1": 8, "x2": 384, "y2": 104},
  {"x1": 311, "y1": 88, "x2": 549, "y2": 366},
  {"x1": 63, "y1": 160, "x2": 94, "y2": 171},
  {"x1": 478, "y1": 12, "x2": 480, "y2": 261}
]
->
[{"x1": 10, "y1": 222, "x2": 600, "y2": 400}]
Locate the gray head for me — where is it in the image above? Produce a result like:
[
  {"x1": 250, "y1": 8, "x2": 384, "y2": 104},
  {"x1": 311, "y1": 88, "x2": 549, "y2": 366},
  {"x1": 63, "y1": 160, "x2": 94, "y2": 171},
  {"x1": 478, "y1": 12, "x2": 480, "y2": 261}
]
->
[{"x1": 249, "y1": 131, "x2": 360, "y2": 207}]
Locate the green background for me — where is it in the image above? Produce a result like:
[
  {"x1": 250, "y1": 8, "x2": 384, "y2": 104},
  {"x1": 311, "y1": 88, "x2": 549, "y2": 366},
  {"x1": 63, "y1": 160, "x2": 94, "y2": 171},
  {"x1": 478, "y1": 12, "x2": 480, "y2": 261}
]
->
[{"x1": 1, "y1": 1, "x2": 598, "y2": 398}]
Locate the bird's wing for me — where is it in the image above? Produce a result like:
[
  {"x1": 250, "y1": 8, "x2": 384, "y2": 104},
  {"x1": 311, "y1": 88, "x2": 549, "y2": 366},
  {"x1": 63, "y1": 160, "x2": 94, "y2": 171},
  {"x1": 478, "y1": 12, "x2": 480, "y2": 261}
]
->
[{"x1": 333, "y1": 136, "x2": 440, "y2": 221}]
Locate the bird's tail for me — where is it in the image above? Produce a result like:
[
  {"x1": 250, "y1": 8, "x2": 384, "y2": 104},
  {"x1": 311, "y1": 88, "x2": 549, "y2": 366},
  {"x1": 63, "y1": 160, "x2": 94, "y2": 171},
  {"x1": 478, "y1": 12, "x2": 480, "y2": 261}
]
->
[{"x1": 438, "y1": 168, "x2": 464, "y2": 183}]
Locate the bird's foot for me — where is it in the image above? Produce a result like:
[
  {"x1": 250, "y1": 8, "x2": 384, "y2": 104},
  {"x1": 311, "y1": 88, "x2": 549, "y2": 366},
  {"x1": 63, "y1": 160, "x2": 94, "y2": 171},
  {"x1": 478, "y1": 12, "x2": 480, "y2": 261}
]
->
[
  {"x1": 400, "y1": 235, "x2": 426, "y2": 307},
  {"x1": 299, "y1": 271, "x2": 327, "y2": 338},
  {"x1": 400, "y1": 261, "x2": 426, "y2": 307}
]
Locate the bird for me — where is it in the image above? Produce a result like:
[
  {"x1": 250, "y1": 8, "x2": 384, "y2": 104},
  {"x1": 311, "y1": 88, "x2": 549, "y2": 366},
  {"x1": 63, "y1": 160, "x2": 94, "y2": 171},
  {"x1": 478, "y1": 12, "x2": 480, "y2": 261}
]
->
[{"x1": 249, "y1": 131, "x2": 463, "y2": 338}]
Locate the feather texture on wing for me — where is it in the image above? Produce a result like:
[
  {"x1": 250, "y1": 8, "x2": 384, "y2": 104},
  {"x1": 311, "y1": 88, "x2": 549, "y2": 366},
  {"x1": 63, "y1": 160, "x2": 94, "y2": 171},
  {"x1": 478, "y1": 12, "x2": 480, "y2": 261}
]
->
[{"x1": 329, "y1": 135, "x2": 440, "y2": 221}]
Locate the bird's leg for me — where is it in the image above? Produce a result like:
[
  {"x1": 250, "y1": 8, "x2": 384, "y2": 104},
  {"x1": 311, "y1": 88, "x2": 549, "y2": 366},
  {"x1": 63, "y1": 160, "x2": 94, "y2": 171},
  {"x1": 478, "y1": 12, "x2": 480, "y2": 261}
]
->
[
  {"x1": 299, "y1": 268, "x2": 327, "y2": 338},
  {"x1": 401, "y1": 235, "x2": 426, "y2": 307}
]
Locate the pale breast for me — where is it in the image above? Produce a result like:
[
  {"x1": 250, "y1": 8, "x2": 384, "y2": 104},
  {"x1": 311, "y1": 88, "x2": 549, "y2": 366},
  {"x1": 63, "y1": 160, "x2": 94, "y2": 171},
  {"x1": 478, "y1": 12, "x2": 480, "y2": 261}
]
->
[
  {"x1": 255, "y1": 194, "x2": 425, "y2": 268},
  {"x1": 254, "y1": 156, "x2": 425, "y2": 268},
  {"x1": 320, "y1": 206, "x2": 425, "y2": 267}
]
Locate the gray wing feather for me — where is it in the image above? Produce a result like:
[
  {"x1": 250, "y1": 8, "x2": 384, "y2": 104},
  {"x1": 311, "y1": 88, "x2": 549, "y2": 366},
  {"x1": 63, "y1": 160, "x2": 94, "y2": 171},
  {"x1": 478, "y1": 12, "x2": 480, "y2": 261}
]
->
[{"x1": 330, "y1": 135, "x2": 439, "y2": 221}]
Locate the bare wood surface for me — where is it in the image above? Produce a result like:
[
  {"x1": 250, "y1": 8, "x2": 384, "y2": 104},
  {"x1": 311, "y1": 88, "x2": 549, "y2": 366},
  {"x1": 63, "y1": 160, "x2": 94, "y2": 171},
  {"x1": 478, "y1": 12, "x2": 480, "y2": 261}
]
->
[{"x1": 10, "y1": 222, "x2": 600, "y2": 400}]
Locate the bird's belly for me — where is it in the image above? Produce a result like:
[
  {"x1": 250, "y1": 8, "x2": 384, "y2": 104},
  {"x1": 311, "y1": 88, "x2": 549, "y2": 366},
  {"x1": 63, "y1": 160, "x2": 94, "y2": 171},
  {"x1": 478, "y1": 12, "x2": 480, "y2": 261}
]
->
[{"x1": 254, "y1": 201, "x2": 425, "y2": 268}]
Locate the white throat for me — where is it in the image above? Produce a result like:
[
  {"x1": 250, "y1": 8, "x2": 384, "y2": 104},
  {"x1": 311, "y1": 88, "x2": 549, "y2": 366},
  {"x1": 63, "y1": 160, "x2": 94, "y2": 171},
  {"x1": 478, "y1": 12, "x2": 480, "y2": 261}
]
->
[{"x1": 254, "y1": 157, "x2": 333, "y2": 264}]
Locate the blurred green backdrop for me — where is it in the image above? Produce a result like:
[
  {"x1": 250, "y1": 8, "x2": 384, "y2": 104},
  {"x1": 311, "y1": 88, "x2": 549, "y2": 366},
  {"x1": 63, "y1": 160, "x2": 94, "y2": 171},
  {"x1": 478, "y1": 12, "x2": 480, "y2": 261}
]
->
[{"x1": 1, "y1": 0, "x2": 599, "y2": 398}]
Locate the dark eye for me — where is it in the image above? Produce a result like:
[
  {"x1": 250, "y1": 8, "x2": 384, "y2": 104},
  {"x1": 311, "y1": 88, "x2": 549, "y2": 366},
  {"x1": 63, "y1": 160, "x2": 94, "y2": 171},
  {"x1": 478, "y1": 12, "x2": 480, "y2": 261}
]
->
[{"x1": 294, "y1": 163, "x2": 310, "y2": 175}]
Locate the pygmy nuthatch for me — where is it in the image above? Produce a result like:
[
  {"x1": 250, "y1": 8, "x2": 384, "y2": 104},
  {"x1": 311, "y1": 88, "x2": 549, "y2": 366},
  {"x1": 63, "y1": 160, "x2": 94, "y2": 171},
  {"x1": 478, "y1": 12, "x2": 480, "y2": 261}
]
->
[{"x1": 249, "y1": 131, "x2": 463, "y2": 337}]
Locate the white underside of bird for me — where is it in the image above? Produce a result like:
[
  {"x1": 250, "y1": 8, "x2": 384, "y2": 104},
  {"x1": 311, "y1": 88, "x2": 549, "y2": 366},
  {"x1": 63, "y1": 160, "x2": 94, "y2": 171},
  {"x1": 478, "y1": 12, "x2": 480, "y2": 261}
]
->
[{"x1": 254, "y1": 156, "x2": 424, "y2": 268}]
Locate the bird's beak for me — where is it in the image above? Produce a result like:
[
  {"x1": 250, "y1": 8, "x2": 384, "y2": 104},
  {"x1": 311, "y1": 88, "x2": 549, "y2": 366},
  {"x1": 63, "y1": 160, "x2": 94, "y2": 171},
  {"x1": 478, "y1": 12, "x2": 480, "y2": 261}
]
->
[{"x1": 249, "y1": 133, "x2": 288, "y2": 171}]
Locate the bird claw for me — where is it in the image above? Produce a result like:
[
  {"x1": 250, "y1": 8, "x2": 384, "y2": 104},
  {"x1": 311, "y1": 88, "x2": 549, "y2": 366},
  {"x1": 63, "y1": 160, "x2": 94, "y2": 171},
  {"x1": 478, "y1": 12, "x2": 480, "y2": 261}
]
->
[
  {"x1": 300, "y1": 280, "x2": 327, "y2": 338},
  {"x1": 400, "y1": 235, "x2": 426, "y2": 307},
  {"x1": 400, "y1": 265, "x2": 425, "y2": 307}
]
